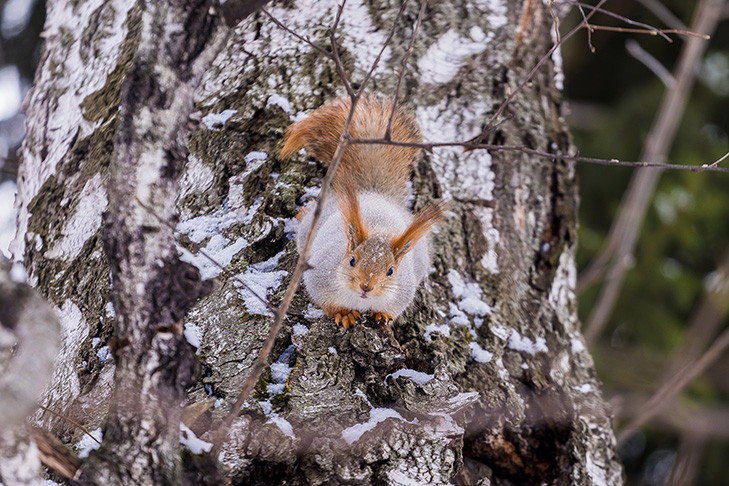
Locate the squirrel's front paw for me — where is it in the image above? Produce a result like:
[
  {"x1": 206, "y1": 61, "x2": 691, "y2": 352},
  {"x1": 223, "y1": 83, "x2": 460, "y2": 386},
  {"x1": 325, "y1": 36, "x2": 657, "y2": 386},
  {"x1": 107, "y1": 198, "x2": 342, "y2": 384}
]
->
[{"x1": 323, "y1": 306, "x2": 361, "y2": 329}]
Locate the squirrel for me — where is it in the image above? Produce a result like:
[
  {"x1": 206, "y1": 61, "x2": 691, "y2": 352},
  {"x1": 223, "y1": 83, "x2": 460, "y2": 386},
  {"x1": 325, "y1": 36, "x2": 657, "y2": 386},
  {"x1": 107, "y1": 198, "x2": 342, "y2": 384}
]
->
[{"x1": 280, "y1": 96, "x2": 445, "y2": 328}]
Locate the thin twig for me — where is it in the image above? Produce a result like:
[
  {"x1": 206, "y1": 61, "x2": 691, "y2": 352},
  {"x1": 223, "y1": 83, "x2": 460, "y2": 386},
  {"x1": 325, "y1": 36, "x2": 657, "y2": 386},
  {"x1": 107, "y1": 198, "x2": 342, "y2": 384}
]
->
[
  {"x1": 385, "y1": 0, "x2": 428, "y2": 140},
  {"x1": 709, "y1": 149, "x2": 729, "y2": 167},
  {"x1": 346, "y1": 137, "x2": 729, "y2": 173},
  {"x1": 261, "y1": 8, "x2": 333, "y2": 59},
  {"x1": 576, "y1": 3, "x2": 595, "y2": 52},
  {"x1": 547, "y1": 0, "x2": 561, "y2": 46},
  {"x1": 572, "y1": 1, "x2": 673, "y2": 42},
  {"x1": 587, "y1": 24, "x2": 709, "y2": 39},
  {"x1": 39, "y1": 405, "x2": 102, "y2": 445}
]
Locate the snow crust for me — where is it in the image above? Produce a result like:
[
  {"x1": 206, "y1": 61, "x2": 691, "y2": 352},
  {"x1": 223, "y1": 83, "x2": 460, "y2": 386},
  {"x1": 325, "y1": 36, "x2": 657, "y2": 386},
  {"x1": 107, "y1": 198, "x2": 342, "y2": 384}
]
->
[
  {"x1": 256, "y1": 345, "x2": 296, "y2": 438},
  {"x1": 176, "y1": 208, "x2": 251, "y2": 280},
  {"x1": 448, "y1": 269, "x2": 491, "y2": 316},
  {"x1": 184, "y1": 321, "x2": 202, "y2": 348},
  {"x1": 266, "y1": 93, "x2": 292, "y2": 113}
]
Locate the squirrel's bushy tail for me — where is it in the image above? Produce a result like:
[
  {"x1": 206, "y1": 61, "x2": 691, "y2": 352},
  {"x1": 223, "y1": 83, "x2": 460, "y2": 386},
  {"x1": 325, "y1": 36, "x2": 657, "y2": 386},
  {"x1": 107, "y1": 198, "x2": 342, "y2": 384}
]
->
[{"x1": 280, "y1": 97, "x2": 421, "y2": 201}]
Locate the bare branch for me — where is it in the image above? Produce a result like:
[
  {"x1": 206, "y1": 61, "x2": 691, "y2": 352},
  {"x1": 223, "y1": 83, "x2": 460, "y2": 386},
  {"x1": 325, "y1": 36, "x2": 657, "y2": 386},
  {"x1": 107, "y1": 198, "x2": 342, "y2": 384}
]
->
[{"x1": 346, "y1": 137, "x2": 729, "y2": 174}]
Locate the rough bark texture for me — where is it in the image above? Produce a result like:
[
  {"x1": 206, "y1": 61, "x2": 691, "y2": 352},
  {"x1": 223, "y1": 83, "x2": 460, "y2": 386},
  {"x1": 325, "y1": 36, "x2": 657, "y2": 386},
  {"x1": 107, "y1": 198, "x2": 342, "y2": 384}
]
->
[{"x1": 13, "y1": 0, "x2": 623, "y2": 484}]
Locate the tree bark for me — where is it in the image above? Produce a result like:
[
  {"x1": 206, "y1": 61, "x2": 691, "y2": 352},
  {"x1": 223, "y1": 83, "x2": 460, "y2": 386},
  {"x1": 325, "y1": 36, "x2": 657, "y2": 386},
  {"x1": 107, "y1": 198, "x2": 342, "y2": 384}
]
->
[{"x1": 12, "y1": 0, "x2": 623, "y2": 484}]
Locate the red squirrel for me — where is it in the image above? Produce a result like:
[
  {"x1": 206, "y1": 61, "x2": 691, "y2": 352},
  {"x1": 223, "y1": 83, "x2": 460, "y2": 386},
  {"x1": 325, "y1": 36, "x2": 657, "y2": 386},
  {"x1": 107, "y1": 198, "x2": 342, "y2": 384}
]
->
[{"x1": 281, "y1": 97, "x2": 445, "y2": 328}]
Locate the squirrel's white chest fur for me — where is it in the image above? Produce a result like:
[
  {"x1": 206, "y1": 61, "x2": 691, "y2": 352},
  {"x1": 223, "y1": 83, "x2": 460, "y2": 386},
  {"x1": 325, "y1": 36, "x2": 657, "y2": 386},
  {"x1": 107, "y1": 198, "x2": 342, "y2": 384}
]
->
[{"x1": 297, "y1": 192, "x2": 430, "y2": 319}]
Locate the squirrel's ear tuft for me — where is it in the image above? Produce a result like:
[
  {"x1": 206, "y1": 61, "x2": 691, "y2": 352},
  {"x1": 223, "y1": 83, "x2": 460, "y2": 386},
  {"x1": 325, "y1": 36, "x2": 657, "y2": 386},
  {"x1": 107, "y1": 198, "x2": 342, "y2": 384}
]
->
[
  {"x1": 337, "y1": 179, "x2": 368, "y2": 250},
  {"x1": 391, "y1": 201, "x2": 447, "y2": 261}
]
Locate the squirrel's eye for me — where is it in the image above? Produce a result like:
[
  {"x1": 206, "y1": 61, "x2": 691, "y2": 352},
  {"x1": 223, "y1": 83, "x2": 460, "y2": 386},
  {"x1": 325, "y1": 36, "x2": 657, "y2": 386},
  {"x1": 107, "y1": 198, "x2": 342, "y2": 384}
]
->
[
  {"x1": 350, "y1": 257, "x2": 356, "y2": 267},
  {"x1": 387, "y1": 267, "x2": 394, "y2": 276}
]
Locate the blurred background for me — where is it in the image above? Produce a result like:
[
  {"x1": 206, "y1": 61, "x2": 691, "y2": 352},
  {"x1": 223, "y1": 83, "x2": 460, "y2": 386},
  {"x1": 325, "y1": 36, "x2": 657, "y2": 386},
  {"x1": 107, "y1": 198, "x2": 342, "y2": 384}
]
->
[{"x1": 1, "y1": 0, "x2": 727, "y2": 484}]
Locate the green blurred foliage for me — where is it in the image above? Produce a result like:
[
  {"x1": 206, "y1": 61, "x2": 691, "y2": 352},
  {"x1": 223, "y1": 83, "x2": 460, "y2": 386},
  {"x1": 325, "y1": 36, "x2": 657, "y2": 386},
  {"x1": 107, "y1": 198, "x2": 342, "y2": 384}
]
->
[{"x1": 564, "y1": 0, "x2": 729, "y2": 484}]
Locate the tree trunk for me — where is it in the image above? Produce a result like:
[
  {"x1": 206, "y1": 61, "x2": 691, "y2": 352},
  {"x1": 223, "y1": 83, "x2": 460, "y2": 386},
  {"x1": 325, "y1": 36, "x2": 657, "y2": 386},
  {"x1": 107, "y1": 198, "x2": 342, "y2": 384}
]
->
[{"x1": 11, "y1": 0, "x2": 623, "y2": 484}]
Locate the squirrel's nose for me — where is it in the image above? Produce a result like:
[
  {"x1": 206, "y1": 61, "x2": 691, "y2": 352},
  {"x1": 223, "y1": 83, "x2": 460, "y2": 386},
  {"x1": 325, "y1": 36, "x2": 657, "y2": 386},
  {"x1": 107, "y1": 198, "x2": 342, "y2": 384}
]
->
[{"x1": 360, "y1": 283, "x2": 372, "y2": 293}]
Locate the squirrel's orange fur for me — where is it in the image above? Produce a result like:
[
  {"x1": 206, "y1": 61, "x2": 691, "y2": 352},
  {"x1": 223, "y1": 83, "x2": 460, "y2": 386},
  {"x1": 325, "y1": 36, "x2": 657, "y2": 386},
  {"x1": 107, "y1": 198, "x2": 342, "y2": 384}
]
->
[{"x1": 281, "y1": 97, "x2": 421, "y2": 203}]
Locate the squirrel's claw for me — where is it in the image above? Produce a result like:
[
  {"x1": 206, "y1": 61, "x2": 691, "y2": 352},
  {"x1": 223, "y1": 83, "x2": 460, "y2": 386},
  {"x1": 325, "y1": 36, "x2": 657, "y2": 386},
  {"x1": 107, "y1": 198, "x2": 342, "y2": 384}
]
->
[
  {"x1": 332, "y1": 310, "x2": 361, "y2": 329},
  {"x1": 373, "y1": 312, "x2": 393, "y2": 324}
]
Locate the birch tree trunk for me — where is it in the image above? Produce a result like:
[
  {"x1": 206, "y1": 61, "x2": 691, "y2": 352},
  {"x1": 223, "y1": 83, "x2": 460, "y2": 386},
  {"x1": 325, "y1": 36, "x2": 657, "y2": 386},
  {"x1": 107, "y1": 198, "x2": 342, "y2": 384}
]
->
[{"x1": 10, "y1": 0, "x2": 624, "y2": 484}]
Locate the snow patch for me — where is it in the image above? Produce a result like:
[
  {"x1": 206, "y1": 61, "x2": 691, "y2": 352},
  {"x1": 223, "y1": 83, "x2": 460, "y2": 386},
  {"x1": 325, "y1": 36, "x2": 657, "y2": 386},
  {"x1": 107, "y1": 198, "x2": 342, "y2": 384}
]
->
[
  {"x1": 507, "y1": 329, "x2": 548, "y2": 355},
  {"x1": 571, "y1": 337, "x2": 585, "y2": 353},
  {"x1": 235, "y1": 251, "x2": 287, "y2": 316},
  {"x1": 448, "y1": 269, "x2": 491, "y2": 316},
  {"x1": 469, "y1": 342, "x2": 493, "y2": 363},
  {"x1": 202, "y1": 109, "x2": 237, "y2": 130},
  {"x1": 96, "y1": 346, "x2": 112, "y2": 364},
  {"x1": 386, "y1": 369, "x2": 435, "y2": 386},
  {"x1": 184, "y1": 322, "x2": 203, "y2": 348},
  {"x1": 304, "y1": 304, "x2": 325, "y2": 319},
  {"x1": 266, "y1": 93, "x2": 292, "y2": 113},
  {"x1": 292, "y1": 323, "x2": 309, "y2": 335},
  {"x1": 180, "y1": 423, "x2": 212, "y2": 454},
  {"x1": 76, "y1": 427, "x2": 102, "y2": 458},
  {"x1": 342, "y1": 406, "x2": 410, "y2": 445},
  {"x1": 424, "y1": 323, "x2": 451, "y2": 341}
]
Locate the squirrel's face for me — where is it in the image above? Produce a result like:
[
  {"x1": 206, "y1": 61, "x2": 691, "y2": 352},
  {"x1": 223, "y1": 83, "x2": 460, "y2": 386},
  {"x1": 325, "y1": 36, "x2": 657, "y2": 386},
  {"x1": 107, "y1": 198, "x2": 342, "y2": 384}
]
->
[{"x1": 344, "y1": 236, "x2": 398, "y2": 299}]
